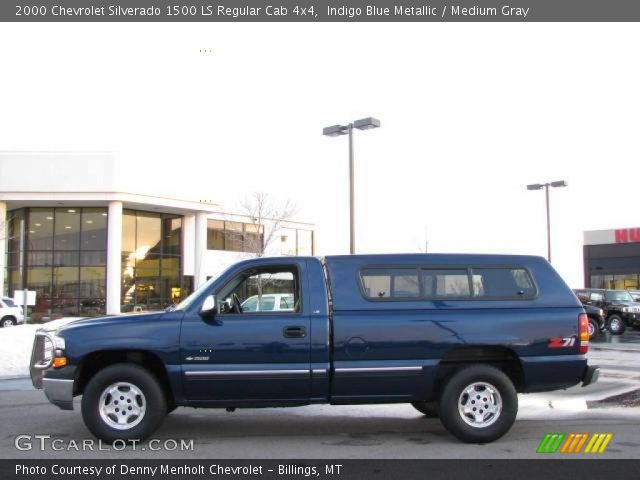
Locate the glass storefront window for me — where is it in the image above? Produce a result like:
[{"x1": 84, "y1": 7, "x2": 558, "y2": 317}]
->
[
  {"x1": 136, "y1": 212, "x2": 161, "y2": 257},
  {"x1": 28, "y1": 208, "x2": 54, "y2": 251},
  {"x1": 122, "y1": 211, "x2": 137, "y2": 254},
  {"x1": 54, "y1": 208, "x2": 80, "y2": 250},
  {"x1": 79, "y1": 266, "x2": 106, "y2": 299},
  {"x1": 225, "y1": 222, "x2": 244, "y2": 252},
  {"x1": 7, "y1": 209, "x2": 23, "y2": 255},
  {"x1": 81, "y1": 208, "x2": 108, "y2": 251},
  {"x1": 5, "y1": 207, "x2": 108, "y2": 317},
  {"x1": 5, "y1": 207, "x2": 181, "y2": 316},
  {"x1": 120, "y1": 211, "x2": 184, "y2": 312},
  {"x1": 207, "y1": 220, "x2": 225, "y2": 250},
  {"x1": 244, "y1": 224, "x2": 264, "y2": 254},
  {"x1": 162, "y1": 217, "x2": 182, "y2": 255}
]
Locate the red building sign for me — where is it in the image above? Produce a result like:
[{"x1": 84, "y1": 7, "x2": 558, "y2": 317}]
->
[{"x1": 615, "y1": 228, "x2": 640, "y2": 244}]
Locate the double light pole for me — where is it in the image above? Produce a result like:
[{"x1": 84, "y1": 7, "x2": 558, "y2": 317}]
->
[
  {"x1": 526, "y1": 180, "x2": 567, "y2": 263},
  {"x1": 323, "y1": 117, "x2": 380, "y2": 254}
]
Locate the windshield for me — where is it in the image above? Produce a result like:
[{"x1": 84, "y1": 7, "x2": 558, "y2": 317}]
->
[{"x1": 605, "y1": 290, "x2": 634, "y2": 302}]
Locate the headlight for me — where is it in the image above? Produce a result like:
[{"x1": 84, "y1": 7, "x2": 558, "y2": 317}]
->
[
  {"x1": 52, "y1": 335, "x2": 65, "y2": 350},
  {"x1": 598, "y1": 309, "x2": 604, "y2": 316},
  {"x1": 42, "y1": 334, "x2": 65, "y2": 365}
]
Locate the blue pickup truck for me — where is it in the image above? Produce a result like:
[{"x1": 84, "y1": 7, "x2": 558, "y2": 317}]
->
[{"x1": 30, "y1": 254, "x2": 598, "y2": 444}]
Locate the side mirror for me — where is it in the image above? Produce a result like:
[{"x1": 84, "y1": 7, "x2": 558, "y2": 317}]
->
[{"x1": 200, "y1": 295, "x2": 217, "y2": 316}]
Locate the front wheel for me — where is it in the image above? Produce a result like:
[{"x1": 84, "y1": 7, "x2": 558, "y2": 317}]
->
[
  {"x1": 1, "y1": 317, "x2": 16, "y2": 328},
  {"x1": 607, "y1": 315, "x2": 626, "y2": 335},
  {"x1": 438, "y1": 365, "x2": 517, "y2": 444},
  {"x1": 81, "y1": 363, "x2": 167, "y2": 442}
]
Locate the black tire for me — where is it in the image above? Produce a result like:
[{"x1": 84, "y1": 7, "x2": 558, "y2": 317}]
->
[
  {"x1": 587, "y1": 318, "x2": 600, "y2": 340},
  {"x1": 81, "y1": 363, "x2": 167, "y2": 442},
  {"x1": 411, "y1": 401, "x2": 439, "y2": 418},
  {"x1": 1, "y1": 316, "x2": 16, "y2": 328},
  {"x1": 438, "y1": 365, "x2": 518, "y2": 444},
  {"x1": 607, "y1": 315, "x2": 626, "y2": 335}
]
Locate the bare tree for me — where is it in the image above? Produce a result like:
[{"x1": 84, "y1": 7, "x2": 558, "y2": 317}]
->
[{"x1": 238, "y1": 192, "x2": 297, "y2": 257}]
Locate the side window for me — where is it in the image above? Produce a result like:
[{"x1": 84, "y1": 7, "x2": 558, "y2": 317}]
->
[
  {"x1": 220, "y1": 267, "x2": 299, "y2": 314},
  {"x1": 590, "y1": 292, "x2": 604, "y2": 302},
  {"x1": 3, "y1": 298, "x2": 14, "y2": 307},
  {"x1": 471, "y1": 268, "x2": 536, "y2": 298},
  {"x1": 422, "y1": 269, "x2": 470, "y2": 298},
  {"x1": 575, "y1": 290, "x2": 589, "y2": 303},
  {"x1": 360, "y1": 268, "x2": 419, "y2": 299}
]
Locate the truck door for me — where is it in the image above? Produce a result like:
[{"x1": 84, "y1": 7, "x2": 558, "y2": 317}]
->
[{"x1": 180, "y1": 262, "x2": 311, "y2": 403}]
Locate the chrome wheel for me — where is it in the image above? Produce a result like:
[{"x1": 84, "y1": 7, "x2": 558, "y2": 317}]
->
[
  {"x1": 609, "y1": 317, "x2": 622, "y2": 334},
  {"x1": 458, "y1": 381, "x2": 502, "y2": 428},
  {"x1": 588, "y1": 320, "x2": 596, "y2": 338},
  {"x1": 1, "y1": 318, "x2": 15, "y2": 327},
  {"x1": 98, "y1": 382, "x2": 146, "y2": 430}
]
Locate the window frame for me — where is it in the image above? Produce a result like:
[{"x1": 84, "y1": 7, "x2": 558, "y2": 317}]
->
[
  {"x1": 357, "y1": 264, "x2": 539, "y2": 302},
  {"x1": 468, "y1": 266, "x2": 538, "y2": 301},
  {"x1": 359, "y1": 266, "x2": 421, "y2": 300},
  {"x1": 215, "y1": 264, "x2": 303, "y2": 315}
]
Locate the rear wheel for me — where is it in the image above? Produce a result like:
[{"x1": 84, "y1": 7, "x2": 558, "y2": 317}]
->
[
  {"x1": 81, "y1": 363, "x2": 167, "y2": 442},
  {"x1": 411, "y1": 401, "x2": 439, "y2": 418},
  {"x1": 607, "y1": 315, "x2": 626, "y2": 335},
  {"x1": 438, "y1": 365, "x2": 517, "y2": 444}
]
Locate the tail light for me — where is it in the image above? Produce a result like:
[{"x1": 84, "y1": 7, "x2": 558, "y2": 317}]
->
[{"x1": 578, "y1": 313, "x2": 589, "y2": 354}]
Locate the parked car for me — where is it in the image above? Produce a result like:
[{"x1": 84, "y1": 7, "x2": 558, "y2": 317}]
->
[
  {"x1": 574, "y1": 288, "x2": 640, "y2": 335},
  {"x1": 0, "y1": 297, "x2": 25, "y2": 327},
  {"x1": 241, "y1": 293, "x2": 295, "y2": 312},
  {"x1": 31, "y1": 254, "x2": 598, "y2": 444}
]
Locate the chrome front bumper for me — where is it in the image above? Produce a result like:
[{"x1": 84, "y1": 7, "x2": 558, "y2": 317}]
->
[
  {"x1": 31, "y1": 331, "x2": 75, "y2": 411},
  {"x1": 42, "y1": 378, "x2": 74, "y2": 410}
]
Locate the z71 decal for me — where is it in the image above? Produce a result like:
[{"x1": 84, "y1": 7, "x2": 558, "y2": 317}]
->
[{"x1": 548, "y1": 337, "x2": 576, "y2": 348}]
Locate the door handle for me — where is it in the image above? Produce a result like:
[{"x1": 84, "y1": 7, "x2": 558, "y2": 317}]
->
[{"x1": 283, "y1": 326, "x2": 306, "y2": 338}]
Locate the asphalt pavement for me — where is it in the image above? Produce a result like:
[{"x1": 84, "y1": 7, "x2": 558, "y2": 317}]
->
[{"x1": 0, "y1": 331, "x2": 638, "y2": 459}]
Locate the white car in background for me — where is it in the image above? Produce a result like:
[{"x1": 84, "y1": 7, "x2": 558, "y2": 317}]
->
[
  {"x1": 0, "y1": 297, "x2": 25, "y2": 327},
  {"x1": 241, "y1": 293, "x2": 295, "y2": 312}
]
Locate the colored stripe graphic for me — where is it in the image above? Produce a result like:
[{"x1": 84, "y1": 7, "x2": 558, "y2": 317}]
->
[
  {"x1": 560, "y1": 433, "x2": 588, "y2": 453},
  {"x1": 537, "y1": 433, "x2": 565, "y2": 453},
  {"x1": 538, "y1": 432, "x2": 613, "y2": 454},
  {"x1": 585, "y1": 433, "x2": 613, "y2": 454}
]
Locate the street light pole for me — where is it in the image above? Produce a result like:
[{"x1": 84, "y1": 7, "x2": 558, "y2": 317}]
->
[
  {"x1": 323, "y1": 117, "x2": 380, "y2": 255},
  {"x1": 526, "y1": 180, "x2": 567, "y2": 263},
  {"x1": 348, "y1": 123, "x2": 355, "y2": 255},
  {"x1": 545, "y1": 184, "x2": 551, "y2": 262}
]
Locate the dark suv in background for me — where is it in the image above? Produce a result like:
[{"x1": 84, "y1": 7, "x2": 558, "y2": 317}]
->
[{"x1": 574, "y1": 288, "x2": 640, "y2": 335}]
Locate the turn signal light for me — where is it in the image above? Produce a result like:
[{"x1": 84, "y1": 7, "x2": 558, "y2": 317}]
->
[
  {"x1": 53, "y1": 356, "x2": 68, "y2": 368},
  {"x1": 578, "y1": 313, "x2": 589, "y2": 354}
]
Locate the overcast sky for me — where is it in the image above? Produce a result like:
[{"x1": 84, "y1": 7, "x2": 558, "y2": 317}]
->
[{"x1": 1, "y1": 23, "x2": 639, "y2": 287}]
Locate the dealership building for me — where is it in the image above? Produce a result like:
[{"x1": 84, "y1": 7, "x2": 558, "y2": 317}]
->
[
  {"x1": 0, "y1": 152, "x2": 314, "y2": 317},
  {"x1": 583, "y1": 226, "x2": 640, "y2": 290}
]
